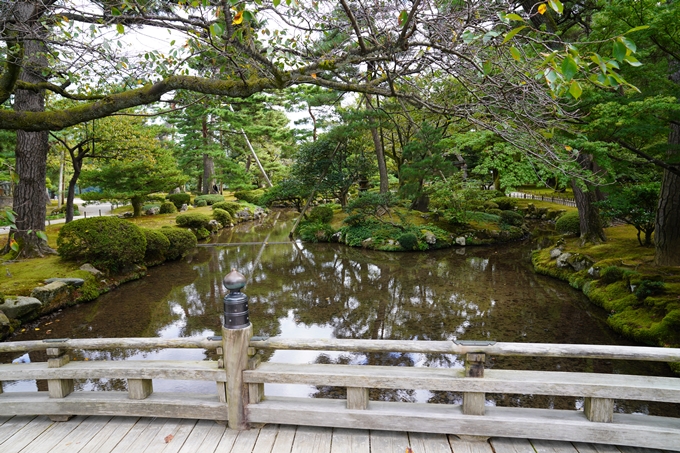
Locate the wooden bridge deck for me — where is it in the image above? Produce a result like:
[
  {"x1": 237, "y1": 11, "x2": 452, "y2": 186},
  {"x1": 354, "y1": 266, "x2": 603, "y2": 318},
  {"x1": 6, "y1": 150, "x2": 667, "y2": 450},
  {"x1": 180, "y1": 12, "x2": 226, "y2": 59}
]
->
[{"x1": 0, "y1": 415, "x2": 673, "y2": 453}]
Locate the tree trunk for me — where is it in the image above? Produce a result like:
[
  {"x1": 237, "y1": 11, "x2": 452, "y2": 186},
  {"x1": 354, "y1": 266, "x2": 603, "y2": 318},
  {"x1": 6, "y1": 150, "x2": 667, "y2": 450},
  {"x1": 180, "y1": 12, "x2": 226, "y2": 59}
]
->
[
  {"x1": 572, "y1": 179, "x2": 606, "y2": 245},
  {"x1": 654, "y1": 64, "x2": 680, "y2": 265},
  {"x1": 131, "y1": 196, "x2": 144, "y2": 217},
  {"x1": 364, "y1": 93, "x2": 389, "y2": 194},
  {"x1": 65, "y1": 157, "x2": 82, "y2": 223},
  {"x1": 4, "y1": 15, "x2": 55, "y2": 257},
  {"x1": 654, "y1": 121, "x2": 680, "y2": 265},
  {"x1": 202, "y1": 153, "x2": 215, "y2": 194}
]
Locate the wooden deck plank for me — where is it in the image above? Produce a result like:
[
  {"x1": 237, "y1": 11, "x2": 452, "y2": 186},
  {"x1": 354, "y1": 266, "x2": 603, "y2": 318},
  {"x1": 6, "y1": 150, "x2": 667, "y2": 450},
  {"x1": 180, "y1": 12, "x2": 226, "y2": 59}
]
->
[
  {"x1": 490, "y1": 437, "x2": 536, "y2": 453},
  {"x1": 0, "y1": 415, "x2": 13, "y2": 426},
  {"x1": 291, "y1": 426, "x2": 332, "y2": 453},
  {"x1": 369, "y1": 430, "x2": 410, "y2": 453},
  {"x1": 136, "y1": 418, "x2": 185, "y2": 453},
  {"x1": 409, "y1": 431, "x2": 453, "y2": 453},
  {"x1": 0, "y1": 415, "x2": 37, "y2": 445},
  {"x1": 617, "y1": 447, "x2": 669, "y2": 453},
  {"x1": 252, "y1": 424, "x2": 280, "y2": 453},
  {"x1": 212, "y1": 426, "x2": 240, "y2": 453},
  {"x1": 174, "y1": 419, "x2": 214, "y2": 453},
  {"x1": 449, "y1": 436, "x2": 494, "y2": 453},
  {"x1": 187, "y1": 422, "x2": 229, "y2": 453},
  {"x1": 108, "y1": 417, "x2": 157, "y2": 453},
  {"x1": 79, "y1": 416, "x2": 140, "y2": 453},
  {"x1": 150, "y1": 418, "x2": 197, "y2": 453},
  {"x1": 229, "y1": 428, "x2": 261, "y2": 453},
  {"x1": 270, "y1": 424, "x2": 297, "y2": 453},
  {"x1": 15, "y1": 415, "x2": 86, "y2": 453},
  {"x1": 572, "y1": 442, "x2": 624, "y2": 453},
  {"x1": 47, "y1": 416, "x2": 113, "y2": 453},
  {"x1": 331, "y1": 428, "x2": 370, "y2": 453},
  {"x1": 0, "y1": 416, "x2": 53, "y2": 453},
  {"x1": 531, "y1": 439, "x2": 579, "y2": 453}
]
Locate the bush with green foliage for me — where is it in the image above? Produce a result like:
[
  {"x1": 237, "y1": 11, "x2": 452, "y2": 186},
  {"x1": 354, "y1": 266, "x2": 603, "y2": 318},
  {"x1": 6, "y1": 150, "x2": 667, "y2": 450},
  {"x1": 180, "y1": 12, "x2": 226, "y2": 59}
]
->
[
  {"x1": 600, "y1": 266, "x2": 625, "y2": 284},
  {"x1": 159, "y1": 202, "x2": 178, "y2": 214},
  {"x1": 309, "y1": 205, "x2": 334, "y2": 224},
  {"x1": 499, "y1": 210, "x2": 524, "y2": 226},
  {"x1": 213, "y1": 208, "x2": 233, "y2": 227},
  {"x1": 397, "y1": 233, "x2": 418, "y2": 251},
  {"x1": 343, "y1": 192, "x2": 396, "y2": 226},
  {"x1": 487, "y1": 208, "x2": 503, "y2": 217},
  {"x1": 195, "y1": 199, "x2": 207, "y2": 207},
  {"x1": 483, "y1": 201, "x2": 499, "y2": 211},
  {"x1": 491, "y1": 197, "x2": 518, "y2": 210},
  {"x1": 596, "y1": 182, "x2": 660, "y2": 246},
  {"x1": 141, "y1": 228, "x2": 170, "y2": 266},
  {"x1": 555, "y1": 211, "x2": 580, "y2": 235},
  {"x1": 166, "y1": 193, "x2": 191, "y2": 209},
  {"x1": 176, "y1": 212, "x2": 213, "y2": 229},
  {"x1": 634, "y1": 280, "x2": 666, "y2": 300},
  {"x1": 234, "y1": 189, "x2": 266, "y2": 205},
  {"x1": 297, "y1": 221, "x2": 336, "y2": 242},
  {"x1": 194, "y1": 194, "x2": 225, "y2": 206},
  {"x1": 212, "y1": 201, "x2": 242, "y2": 216},
  {"x1": 57, "y1": 217, "x2": 146, "y2": 272},
  {"x1": 159, "y1": 227, "x2": 197, "y2": 260}
]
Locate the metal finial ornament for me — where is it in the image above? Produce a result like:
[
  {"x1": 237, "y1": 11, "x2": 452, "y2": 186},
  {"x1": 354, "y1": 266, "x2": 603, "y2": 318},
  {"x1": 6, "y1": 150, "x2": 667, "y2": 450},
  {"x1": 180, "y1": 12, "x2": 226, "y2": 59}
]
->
[
  {"x1": 223, "y1": 268, "x2": 247, "y2": 292},
  {"x1": 222, "y1": 269, "x2": 250, "y2": 329}
]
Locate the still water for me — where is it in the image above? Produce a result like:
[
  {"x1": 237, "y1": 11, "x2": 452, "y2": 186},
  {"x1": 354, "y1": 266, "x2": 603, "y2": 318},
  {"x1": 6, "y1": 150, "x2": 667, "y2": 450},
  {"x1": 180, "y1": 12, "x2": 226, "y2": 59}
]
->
[{"x1": 3, "y1": 211, "x2": 677, "y2": 415}]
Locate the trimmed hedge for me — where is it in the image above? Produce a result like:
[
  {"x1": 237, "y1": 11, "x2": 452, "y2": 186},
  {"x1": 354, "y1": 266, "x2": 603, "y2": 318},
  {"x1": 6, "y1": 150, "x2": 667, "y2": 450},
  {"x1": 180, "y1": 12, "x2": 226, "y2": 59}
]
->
[
  {"x1": 213, "y1": 208, "x2": 233, "y2": 227},
  {"x1": 176, "y1": 212, "x2": 213, "y2": 229},
  {"x1": 491, "y1": 197, "x2": 518, "y2": 210},
  {"x1": 397, "y1": 232, "x2": 418, "y2": 251},
  {"x1": 499, "y1": 210, "x2": 524, "y2": 227},
  {"x1": 167, "y1": 193, "x2": 190, "y2": 209},
  {"x1": 309, "y1": 205, "x2": 334, "y2": 224},
  {"x1": 194, "y1": 194, "x2": 225, "y2": 206},
  {"x1": 57, "y1": 217, "x2": 146, "y2": 272},
  {"x1": 142, "y1": 228, "x2": 170, "y2": 266},
  {"x1": 212, "y1": 201, "x2": 242, "y2": 216},
  {"x1": 555, "y1": 211, "x2": 580, "y2": 235},
  {"x1": 159, "y1": 202, "x2": 178, "y2": 214},
  {"x1": 159, "y1": 227, "x2": 197, "y2": 260},
  {"x1": 234, "y1": 189, "x2": 265, "y2": 205}
]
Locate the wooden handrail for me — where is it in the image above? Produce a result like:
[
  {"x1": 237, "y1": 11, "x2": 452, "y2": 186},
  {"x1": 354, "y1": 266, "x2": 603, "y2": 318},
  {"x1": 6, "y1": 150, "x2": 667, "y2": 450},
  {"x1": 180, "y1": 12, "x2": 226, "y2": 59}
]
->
[{"x1": 0, "y1": 337, "x2": 221, "y2": 353}]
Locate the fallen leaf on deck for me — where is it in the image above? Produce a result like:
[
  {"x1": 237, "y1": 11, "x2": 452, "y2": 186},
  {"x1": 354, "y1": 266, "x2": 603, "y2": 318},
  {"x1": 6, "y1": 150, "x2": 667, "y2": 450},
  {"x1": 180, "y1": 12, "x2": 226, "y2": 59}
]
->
[{"x1": 164, "y1": 434, "x2": 174, "y2": 443}]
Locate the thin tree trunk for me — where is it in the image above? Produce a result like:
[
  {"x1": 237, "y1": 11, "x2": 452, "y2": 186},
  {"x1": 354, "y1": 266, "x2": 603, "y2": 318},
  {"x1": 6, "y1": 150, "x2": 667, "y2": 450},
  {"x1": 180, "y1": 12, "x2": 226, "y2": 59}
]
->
[
  {"x1": 654, "y1": 121, "x2": 680, "y2": 265},
  {"x1": 572, "y1": 179, "x2": 606, "y2": 245},
  {"x1": 65, "y1": 155, "x2": 81, "y2": 223},
  {"x1": 365, "y1": 94, "x2": 389, "y2": 194}
]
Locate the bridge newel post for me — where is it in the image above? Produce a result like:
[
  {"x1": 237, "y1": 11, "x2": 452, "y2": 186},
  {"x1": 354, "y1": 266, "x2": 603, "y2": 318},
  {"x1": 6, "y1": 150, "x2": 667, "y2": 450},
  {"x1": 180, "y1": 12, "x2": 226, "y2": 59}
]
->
[
  {"x1": 463, "y1": 353, "x2": 486, "y2": 416},
  {"x1": 46, "y1": 347, "x2": 75, "y2": 422},
  {"x1": 222, "y1": 269, "x2": 253, "y2": 430}
]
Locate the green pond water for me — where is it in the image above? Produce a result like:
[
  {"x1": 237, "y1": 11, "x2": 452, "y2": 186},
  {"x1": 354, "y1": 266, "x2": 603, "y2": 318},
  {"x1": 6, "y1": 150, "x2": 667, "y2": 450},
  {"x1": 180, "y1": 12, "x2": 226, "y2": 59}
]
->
[{"x1": 3, "y1": 210, "x2": 678, "y2": 416}]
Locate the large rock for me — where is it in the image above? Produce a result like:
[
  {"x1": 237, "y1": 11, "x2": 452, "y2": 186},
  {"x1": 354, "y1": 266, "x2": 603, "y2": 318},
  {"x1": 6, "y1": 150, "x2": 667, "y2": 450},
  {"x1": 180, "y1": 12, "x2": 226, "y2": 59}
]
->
[
  {"x1": 80, "y1": 263, "x2": 103, "y2": 276},
  {"x1": 0, "y1": 310, "x2": 11, "y2": 338},
  {"x1": 549, "y1": 248, "x2": 563, "y2": 259},
  {"x1": 44, "y1": 277, "x2": 85, "y2": 287},
  {"x1": 455, "y1": 236, "x2": 466, "y2": 246},
  {"x1": 556, "y1": 252, "x2": 573, "y2": 268},
  {"x1": 423, "y1": 231, "x2": 437, "y2": 245},
  {"x1": 145, "y1": 207, "x2": 160, "y2": 215},
  {"x1": 566, "y1": 254, "x2": 594, "y2": 272},
  {"x1": 31, "y1": 281, "x2": 72, "y2": 311},
  {"x1": 0, "y1": 296, "x2": 42, "y2": 320}
]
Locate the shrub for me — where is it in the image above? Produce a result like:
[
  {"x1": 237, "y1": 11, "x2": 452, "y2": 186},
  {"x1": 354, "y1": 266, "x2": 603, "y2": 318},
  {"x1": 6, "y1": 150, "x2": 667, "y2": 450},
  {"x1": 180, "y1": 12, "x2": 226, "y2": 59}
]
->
[
  {"x1": 309, "y1": 205, "x2": 334, "y2": 224},
  {"x1": 555, "y1": 211, "x2": 580, "y2": 235},
  {"x1": 500, "y1": 210, "x2": 524, "y2": 227},
  {"x1": 194, "y1": 194, "x2": 225, "y2": 206},
  {"x1": 159, "y1": 202, "x2": 178, "y2": 214},
  {"x1": 234, "y1": 189, "x2": 266, "y2": 205},
  {"x1": 57, "y1": 217, "x2": 146, "y2": 272},
  {"x1": 634, "y1": 280, "x2": 666, "y2": 300},
  {"x1": 600, "y1": 266, "x2": 625, "y2": 284},
  {"x1": 483, "y1": 201, "x2": 499, "y2": 211},
  {"x1": 159, "y1": 227, "x2": 197, "y2": 260},
  {"x1": 397, "y1": 232, "x2": 418, "y2": 251},
  {"x1": 213, "y1": 208, "x2": 233, "y2": 227},
  {"x1": 212, "y1": 201, "x2": 242, "y2": 216},
  {"x1": 141, "y1": 228, "x2": 170, "y2": 266},
  {"x1": 491, "y1": 197, "x2": 518, "y2": 210},
  {"x1": 297, "y1": 221, "x2": 335, "y2": 242},
  {"x1": 167, "y1": 193, "x2": 191, "y2": 210},
  {"x1": 176, "y1": 212, "x2": 213, "y2": 229},
  {"x1": 195, "y1": 199, "x2": 207, "y2": 207},
  {"x1": 487, "y1": 208, "x2": 503, "y2": 217}
]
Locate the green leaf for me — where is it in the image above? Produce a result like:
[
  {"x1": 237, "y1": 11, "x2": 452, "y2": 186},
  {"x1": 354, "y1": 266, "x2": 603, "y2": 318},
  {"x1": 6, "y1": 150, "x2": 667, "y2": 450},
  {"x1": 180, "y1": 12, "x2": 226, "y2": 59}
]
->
[
  {"x1": 502, "y1": 25, "x2": 526, "y2": 44},
  {"x1": 544, "y1": 68, "x2": 558, "y2": 84},
  {"x1": 505, "y1": 13, "x2": 524, "y2": 22},
  {"x1": 569, "y1": 80, "x2": 582, "y2": 99},
  {"x1": 620, "y1": 37, "x2": 636, "y2": 53},
  {"x1": 111, "y1": 7, "x2": 121, "y2": 16},
  {"x1": 612, "y1": 40, "x2": 627, "y2": 62},
  {"x1": 116, "y1": 23, "x2": 124, "y2": 34},
  {"x1": 510, "y1": 46, "x2": 521, "y2": 61},
  {"x1": 625, "y1": 25, "x2": 649, "y2": 35},
  {"x1": 10, "y1": 241, "x2": 19, "y2": 252},
  {"x1": 36, "y1": 231, "x2": 48, "y2": 242},
  {"x1": 561, "y1": 55, "x2": 578, "y2": 81},
  {"x1": 243, "y1": 11, "x2": 253, "y2": 22},
  {"x1": 273, "y1": 0, "x2": 281, "y2": 6},
  {"x1": 461, "y1": 30, "x2": 477, "y2": 44},
  {"x1": 210, "y1": 23, "x2": 224, "y2": 37},
  {"x1": 483, "y1": 30, "x2": 500, "y2": 44},
  {"x1": 624, "y1": 55, "x2": 642, "y2": 67},
  {"x1": 548, "y1": 0, "x2": 564, "y2": 14},
  {"x1": 398, "y1": 10, "x2": 408, "y2": 26},
  {"x1": 482, "y1": 61, "x2": 493, "y2": 75}
]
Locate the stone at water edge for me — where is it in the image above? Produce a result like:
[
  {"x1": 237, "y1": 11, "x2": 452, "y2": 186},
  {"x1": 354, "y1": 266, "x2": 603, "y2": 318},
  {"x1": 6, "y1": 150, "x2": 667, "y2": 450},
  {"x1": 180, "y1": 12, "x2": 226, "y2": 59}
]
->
[{"x1": 0, "y1": 296, "x2": 42, "y2": 320}]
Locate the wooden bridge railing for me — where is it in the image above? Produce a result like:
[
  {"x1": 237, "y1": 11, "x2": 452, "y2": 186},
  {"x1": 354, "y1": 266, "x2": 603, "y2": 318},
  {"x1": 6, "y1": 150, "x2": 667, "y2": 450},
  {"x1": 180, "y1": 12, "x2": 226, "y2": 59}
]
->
[{"x1": 1, "y1": 336, "x2": 679, "y2": 450}]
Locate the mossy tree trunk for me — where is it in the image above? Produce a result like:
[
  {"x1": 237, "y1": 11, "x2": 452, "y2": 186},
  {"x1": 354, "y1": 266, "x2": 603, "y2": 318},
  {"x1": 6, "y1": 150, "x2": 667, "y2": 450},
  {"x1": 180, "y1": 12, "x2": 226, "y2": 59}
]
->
[
  {"x1": 654, "y1": 109, "x2": 680, "y2": 265},
  {"x1": 572, "y1": 154, "x2": 606, "y2": 246},
  {"x1": 131, "y1": 196, "x2": 144, "y2": 217}
]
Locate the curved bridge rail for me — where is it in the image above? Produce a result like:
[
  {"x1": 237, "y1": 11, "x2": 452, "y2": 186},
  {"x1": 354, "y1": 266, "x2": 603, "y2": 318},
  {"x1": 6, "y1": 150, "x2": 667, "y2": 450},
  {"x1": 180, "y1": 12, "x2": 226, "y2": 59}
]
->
[{"x1": 0, "y1": 337, "x2": 679, "y2": 451}]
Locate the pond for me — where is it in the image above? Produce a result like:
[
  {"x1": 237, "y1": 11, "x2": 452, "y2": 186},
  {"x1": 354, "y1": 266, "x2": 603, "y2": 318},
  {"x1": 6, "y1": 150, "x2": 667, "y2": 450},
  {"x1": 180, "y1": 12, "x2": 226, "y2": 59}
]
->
[{"x1": 2, "y1": 210, "x2": 677, "y2": 416}]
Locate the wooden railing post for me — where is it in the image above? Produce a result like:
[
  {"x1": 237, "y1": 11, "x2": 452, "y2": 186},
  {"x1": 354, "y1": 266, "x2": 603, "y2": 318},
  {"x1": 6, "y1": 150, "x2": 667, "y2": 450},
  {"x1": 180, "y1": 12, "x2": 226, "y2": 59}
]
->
[
  {"x1": 463, "y1": 353, "x2": 485, "y2": 416},
  {"x1": 46, "y1": 347, "x2": 74, "y2": 422},
  {"x1": 222, "y1": 269, "x2": 253, "y2": 430},
  {"x1": 584, "y1": 397, "x2": 614, "y2": 423}
]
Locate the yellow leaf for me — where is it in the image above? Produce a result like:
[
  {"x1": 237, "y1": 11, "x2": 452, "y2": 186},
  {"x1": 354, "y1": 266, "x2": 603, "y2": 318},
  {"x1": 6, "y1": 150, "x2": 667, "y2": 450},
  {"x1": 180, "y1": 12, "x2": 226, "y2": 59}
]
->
[
  {"x1": 538, "y1": 4, "x2": 547, "y2": 15},
  {"x1": 565, "y1": 145, "x2": 573, "y2": 151},
  {"x1": 232, "y1": 11, "x2": 243, "y2": 25},
  {"x1": 311, "y1": 73, "x2": 317, "y2": 79}
]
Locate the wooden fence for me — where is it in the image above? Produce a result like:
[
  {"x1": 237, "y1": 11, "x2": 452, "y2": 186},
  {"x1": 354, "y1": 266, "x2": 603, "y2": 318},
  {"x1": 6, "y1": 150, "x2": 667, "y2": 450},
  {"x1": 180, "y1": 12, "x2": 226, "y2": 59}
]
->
[
  {"x1": 1, "y1": 336, "x2": 679, "y2": 450},
  {"x1": 508, "y1": 191, "x2": 577, "y2": 207}
]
